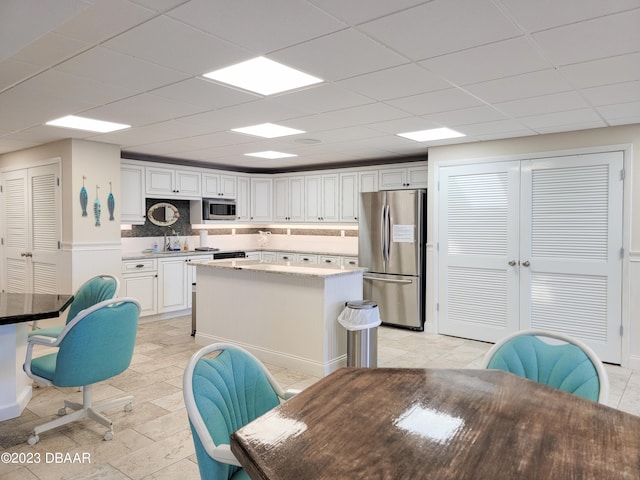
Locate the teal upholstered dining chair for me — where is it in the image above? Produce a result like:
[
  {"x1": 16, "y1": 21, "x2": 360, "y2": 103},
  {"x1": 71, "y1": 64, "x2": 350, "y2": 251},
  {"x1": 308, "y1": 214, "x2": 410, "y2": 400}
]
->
[
  {"x1": 30, "y1": 274, "x2": 120, "y2": 336},
  {"x1": 183, "y1": 343, "x2": 299, "y2": 480},
  {"x1": 24, "y1": 297, "x2": 140, "y2": 445},
  {"x1": 481, "y1": 329, "x2": 609, "y2": 404}
]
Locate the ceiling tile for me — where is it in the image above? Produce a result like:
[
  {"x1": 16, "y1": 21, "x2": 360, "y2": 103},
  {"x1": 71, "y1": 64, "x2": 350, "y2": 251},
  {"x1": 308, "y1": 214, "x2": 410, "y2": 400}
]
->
[
  {"x1": 168, "y1": 0, "x2": 345, "y2": 53},
  {"x1": 465, "y1": 69, "x2": 574, "y2": 103},
  {"x1": 271, "y1": 28, "x2": 407, "y2": 82},
  {"x1": 268, "y1": 84, "x2": 373, "y2": 115},
  {"x1": 532, "y1": 9, "x2": 640, "y2": 66},
  {"x1": 338, "y1": 64, "x2": 452, "y2": 101},
  {"x1": 519, "y1": 108, "x2": 606, "y2": 130},
  {"x1": 387, "y1": 88, "x2": 484, "y2": 115},
  {"x1": 53, "y1": 0, "x2": 156, "y2": 43},
  {"x1": 308, "y1": 0, "x2": 427, "y2": 26},
  {"x1": 11, "y1": 32, "x2": 89, "y2": 67},
  {"x1": 55, "y1": 47, "x2": 190, "y2": 92},
  {"x1": 501, "y1": 0, "x2": 640, "y2": 32},
  {"x1": 560, "y1": 52, "x2": 640, "y2": 89},
  {"x1": 0, "y1": 0, "x2": 91, "y2": 62},
  {"x1": 419, "y1": 37, "x2": 551, "y2": 86},
  {"x1": 597, "y1": 101, "x2": 640, "y2": 123},
  {"x1": 359, "y1": 0, "x2": 521, "y2": 61},
  {"x1": 367, "y1": 116, "x2": 443, "y2": 135},
  {"x1": 151, "y1": 78, "x2": 258, "y2": 110},
  {"x1": 0, "y1": 58, "x2": 41, "y2": 90},
  {"x1": 129, "y1": 0, "x2": 191, "y2": 13},
  {"x1": 495, "y1": 91, "x2": 589, "y2": 118},
  {"x1": 582, "y1": 81, "x2": 640, "y2": 106},
  {"x1": 455, "y1": 119, "x2": 534, "y2": 136},
  {"x1": 18, "y1": 69, "x2": 138, "y2": 106},
  {"x1": 421, "y1": 105, "x2": 508, "y2": 127},
  {"x1": 81, "y1": 92, "x2": 209, "y2": 126},
  {"x1": 104, "y1": 16, "x2": 248, "y2": 75}
]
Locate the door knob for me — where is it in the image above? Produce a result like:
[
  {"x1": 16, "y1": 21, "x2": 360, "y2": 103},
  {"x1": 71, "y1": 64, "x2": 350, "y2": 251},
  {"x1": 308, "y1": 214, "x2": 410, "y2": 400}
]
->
[
  {"x1": 508, "y1": 260, "x2": 516, "y2": 266},
  {"x1": 522, "y1": 260, "x2": 530, "y2": 267}
]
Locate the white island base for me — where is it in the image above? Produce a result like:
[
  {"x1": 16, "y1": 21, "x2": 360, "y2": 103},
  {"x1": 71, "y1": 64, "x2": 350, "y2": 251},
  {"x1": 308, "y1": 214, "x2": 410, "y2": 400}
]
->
[{"x1": 194, "y1": 261, "x2": 363, "y2": 377}]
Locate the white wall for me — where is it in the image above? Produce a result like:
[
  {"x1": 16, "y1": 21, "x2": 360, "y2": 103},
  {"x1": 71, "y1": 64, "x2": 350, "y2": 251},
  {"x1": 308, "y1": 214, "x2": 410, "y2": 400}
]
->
[{"x1": 428, "y1": 124, "x2": 640, "y2": 368}]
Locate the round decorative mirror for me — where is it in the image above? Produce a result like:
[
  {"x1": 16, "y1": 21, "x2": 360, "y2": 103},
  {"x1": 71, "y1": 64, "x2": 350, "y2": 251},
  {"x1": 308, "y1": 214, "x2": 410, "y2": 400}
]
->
[{"x1": 147, "y1": 202, "x2": 180, "y2": 227}]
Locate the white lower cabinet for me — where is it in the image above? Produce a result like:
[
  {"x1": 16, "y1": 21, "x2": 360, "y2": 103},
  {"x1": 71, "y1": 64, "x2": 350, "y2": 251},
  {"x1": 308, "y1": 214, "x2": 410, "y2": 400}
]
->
[
  {"x1": 157, "y1": 257, "x2": 188, "y2": 313},
  {"x1": 122, "y1": 259, "x2": 158, "y2": 317},
  {"x1": 245, "y1": 251, "x2": 262, "y2": 260},
  {"x1": 122, "y1": 254, "x2": 212, "y2": 317},
  {"x1": 276, "y1": 252, "x2": 296, "y2": 262}
]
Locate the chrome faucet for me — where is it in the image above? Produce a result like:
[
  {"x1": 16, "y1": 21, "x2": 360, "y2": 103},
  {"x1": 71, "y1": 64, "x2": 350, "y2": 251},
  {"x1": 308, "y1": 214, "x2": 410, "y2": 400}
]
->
[{"x1": 163, "y1": 227, "x2": 177, "y2": 251}]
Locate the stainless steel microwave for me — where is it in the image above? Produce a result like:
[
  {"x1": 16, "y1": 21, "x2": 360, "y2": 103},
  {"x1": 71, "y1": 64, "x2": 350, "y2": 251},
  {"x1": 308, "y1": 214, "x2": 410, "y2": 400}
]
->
[{"x1": 203, "y1": 198, "x2": 236, "y2": 220}]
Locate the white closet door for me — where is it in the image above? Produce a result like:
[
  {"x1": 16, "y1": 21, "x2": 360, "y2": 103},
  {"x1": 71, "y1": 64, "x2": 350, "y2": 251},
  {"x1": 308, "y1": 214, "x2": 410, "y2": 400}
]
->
[
  {"x1": 438, "y1": 161, "x2": 521, "y2": 342},
  {"x1": 29, "y1": 163, "x2": 60, "y2": 294},
  {"x1": 520, "y1": 152, "x2": 623, "y2": 363},
  {"x1": 2, "y1": 169, "x2": 29, "y2": 292},
  {"x1": 1, "y1": 163, "x2": 60, "y2": 294}
]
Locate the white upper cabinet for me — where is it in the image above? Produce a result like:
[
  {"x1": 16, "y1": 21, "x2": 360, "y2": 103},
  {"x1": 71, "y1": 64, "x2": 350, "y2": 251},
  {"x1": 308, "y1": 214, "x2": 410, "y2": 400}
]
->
[
  {"x1": 121, "y1": 163, "x2": 146, "y2": 224},
  {"x1": 379, "y1": 165, "x2": 428, "y2": 190},
  {"x1": 202, "y1": 173, "x2": 236, "y2": 198},
  {"x1": 274, "y1": 176, "x2": 304, "y2": 222},
  {"x1": 340, "y1": 170, "x2": 379, "y2": 223},
  {"x1": 236, "y1": 176, "x2": 250, "y2": 221},
  {"x1": 305, "y1": 174, "x2": 339, "y2": 222},
  {"x1": 250, "y1": 177, "x2": 273, "y2": 222},
  {"x1": 146, "y1": 166, "x2": 201, "y2": 199}
]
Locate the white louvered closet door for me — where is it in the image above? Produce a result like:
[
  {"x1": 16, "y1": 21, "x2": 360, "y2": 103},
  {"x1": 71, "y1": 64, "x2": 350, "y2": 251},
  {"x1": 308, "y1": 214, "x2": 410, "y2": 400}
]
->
[
  {"x1": 438, "y1": 161, "x2": 521, "y2": 342},
  {"x1": 2, "y1": 163, "x2": 60, "y2": 294},
  {"x1": 520, "y1": 152, "x2": 623, "y2": 363},
  {"x1": 438, "y1": 152, "x2": 623, "y2": 363}
]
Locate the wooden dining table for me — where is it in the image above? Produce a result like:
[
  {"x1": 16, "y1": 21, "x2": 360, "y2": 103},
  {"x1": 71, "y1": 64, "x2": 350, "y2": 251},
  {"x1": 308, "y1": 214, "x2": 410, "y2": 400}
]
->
[
  {"x1": 0, "y1": 292, "x2": 73, "y2": 421},
  {"x1": 231, "y1": 368, "x2": 640, "y2": 480}
]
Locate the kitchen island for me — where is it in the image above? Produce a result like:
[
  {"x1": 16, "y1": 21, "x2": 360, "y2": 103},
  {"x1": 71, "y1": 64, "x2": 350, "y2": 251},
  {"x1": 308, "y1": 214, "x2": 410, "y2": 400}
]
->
[{"x1": 194, "y1": 260, "x2": 363, "y2": 376}]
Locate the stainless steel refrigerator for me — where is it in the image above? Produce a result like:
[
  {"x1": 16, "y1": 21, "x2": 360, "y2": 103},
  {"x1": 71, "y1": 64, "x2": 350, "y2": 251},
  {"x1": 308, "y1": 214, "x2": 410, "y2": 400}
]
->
[{"x1": 359, "y1": 189, "x2": 426, "y2": 330}]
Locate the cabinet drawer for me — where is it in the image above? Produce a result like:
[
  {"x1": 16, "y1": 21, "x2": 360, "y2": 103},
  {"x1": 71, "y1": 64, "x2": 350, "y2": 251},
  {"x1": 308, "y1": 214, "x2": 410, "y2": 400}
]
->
[
  {"x1": 319, "y1": 256, "x2": 339, "y2": 265},
  {"x1": 122, "y1": 259, "x2": 157, "y2": 273},
  {"x1": 297, "y1": 254, "x2": 318, "y2": 264}
]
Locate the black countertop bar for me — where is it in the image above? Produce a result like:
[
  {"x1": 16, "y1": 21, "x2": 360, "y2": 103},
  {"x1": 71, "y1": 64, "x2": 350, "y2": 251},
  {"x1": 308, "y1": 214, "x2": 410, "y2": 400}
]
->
[{"x1": 0, "y1": 293, "x2": 74, "y2": 326}]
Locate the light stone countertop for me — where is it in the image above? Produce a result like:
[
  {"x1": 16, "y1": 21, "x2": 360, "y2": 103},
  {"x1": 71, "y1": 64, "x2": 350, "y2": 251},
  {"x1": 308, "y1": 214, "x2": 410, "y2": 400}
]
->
[
  {"x1": 122, "y1": 248, "x2": 358, "y2": 261},
  {"x1": 196, "y1": 259, "x2": 365, "y2": 278}
]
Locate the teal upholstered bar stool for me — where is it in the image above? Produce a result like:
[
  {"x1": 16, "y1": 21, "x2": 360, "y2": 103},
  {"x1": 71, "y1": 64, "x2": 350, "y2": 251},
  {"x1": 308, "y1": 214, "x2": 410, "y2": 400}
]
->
[
  {"x1": 481, "y1": 329, "x2": 609, "y2": 404},
  {"x1": 24, "y1": 297, "x2": 140, "y2": 444},
  {"x1": 29, "y1": 274, "x2": 119, "y2": 336},
  {"x1": 183, "y1": 343, "x2": 299, "y2": 480}
]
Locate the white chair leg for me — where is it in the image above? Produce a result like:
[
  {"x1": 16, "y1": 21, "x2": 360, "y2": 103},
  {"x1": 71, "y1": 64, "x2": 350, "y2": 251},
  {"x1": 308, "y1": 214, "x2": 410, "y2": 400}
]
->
[{"x1": 27, "y1": 384, "x2": 134, "y2": 444}]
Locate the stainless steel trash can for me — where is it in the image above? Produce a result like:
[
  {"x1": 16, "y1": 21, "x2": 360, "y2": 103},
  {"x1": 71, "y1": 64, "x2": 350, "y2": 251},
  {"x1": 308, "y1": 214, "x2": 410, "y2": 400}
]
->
[{"x1": 339, "y1": 300, "x2": 380, "y2": 368}]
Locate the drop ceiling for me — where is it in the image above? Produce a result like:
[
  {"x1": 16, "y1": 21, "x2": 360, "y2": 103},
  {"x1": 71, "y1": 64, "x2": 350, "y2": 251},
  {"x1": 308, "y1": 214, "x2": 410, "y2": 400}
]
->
[{"x1": 1, "y1": 0, "x2": 639, "y2": 172}]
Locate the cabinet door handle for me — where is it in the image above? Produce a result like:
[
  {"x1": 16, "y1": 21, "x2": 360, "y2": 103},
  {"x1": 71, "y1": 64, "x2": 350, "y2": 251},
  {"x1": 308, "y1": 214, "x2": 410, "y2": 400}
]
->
[
  {"x1": 522, "y1": 261, "x2": 531, "y2": 267},
  {"x1": 136, "y1": 264, "x2": 144, "y2": 268},
  {"x1": 508, "y1": 260, "x2": 516, "y2": 266}
]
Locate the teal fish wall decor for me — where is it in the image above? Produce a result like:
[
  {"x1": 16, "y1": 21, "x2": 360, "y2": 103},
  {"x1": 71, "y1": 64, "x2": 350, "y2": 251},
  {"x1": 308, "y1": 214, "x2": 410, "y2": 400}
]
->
[
  {"x1": 108, "y1": 181, "x2": 115, "y2": 221},
  {"x1": 94, "y1": 185, "x2": 101, "y2": 227},
  {"x1": 80, "y1": 176, "x2": 88, "y2": 216}
]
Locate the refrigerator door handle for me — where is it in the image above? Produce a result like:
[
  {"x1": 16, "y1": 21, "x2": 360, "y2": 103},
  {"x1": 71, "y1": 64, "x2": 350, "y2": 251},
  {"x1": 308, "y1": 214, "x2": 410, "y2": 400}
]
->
[
  {"x1": 384, "y1": 204, "x2": 391, "y2": 262},
  {"x1": 380, "y1": 205, "x2": 387, "y2": 263},
  {"x1": 363, "y1": 274, "x2": 413, "y2": 284}
]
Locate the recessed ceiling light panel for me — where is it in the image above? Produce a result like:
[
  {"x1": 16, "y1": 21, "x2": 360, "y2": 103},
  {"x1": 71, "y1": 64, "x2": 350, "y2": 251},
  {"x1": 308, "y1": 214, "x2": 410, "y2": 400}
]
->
[
  {"x1": 397, "y1": 127, "x2": 465, "y2": 142},
  {"x1": 232, "y1": 123, "x2": 305, "y2": 138},
  {"x1": 244, "y1": 151, "x2": 298, "y2": 159},
  {"x1": 203, "y1": 56, "x2": 322, "y2": 96},
  {"x1": 45, "y1": 115, "x2": 130, "y2": 133}
]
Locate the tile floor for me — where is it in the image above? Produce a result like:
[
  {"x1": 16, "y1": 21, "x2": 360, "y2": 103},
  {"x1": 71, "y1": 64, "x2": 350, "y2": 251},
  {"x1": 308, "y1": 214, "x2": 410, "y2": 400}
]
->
[{"x1": 1, "y1": 316, "x2": 639, "y2": 480}]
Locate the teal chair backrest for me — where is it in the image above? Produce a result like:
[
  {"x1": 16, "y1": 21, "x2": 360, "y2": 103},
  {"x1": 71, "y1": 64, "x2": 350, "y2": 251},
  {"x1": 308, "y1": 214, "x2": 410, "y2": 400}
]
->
[
  {"x1": 189, "y1": 348, "x2": 280, "y2": 480},
  {"x1": 52, "y1": 299, "x2": 139, "y2": 387},
  {"x1": 486, "y1": 335, "x2": 600, "y2": 402},
  {"x1": 66, "y1": 275, "x2": 119, "y2": 323}
]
